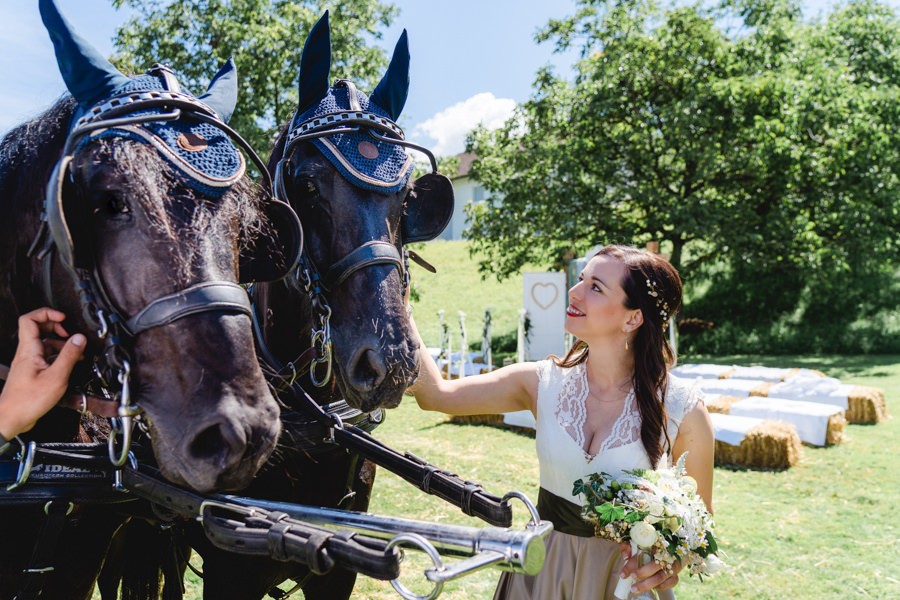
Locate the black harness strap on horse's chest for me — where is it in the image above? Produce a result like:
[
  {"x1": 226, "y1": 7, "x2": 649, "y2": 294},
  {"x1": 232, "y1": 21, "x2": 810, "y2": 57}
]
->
[
  {"x1": 278, "y1": 400, "x2": 383, "y2": 455},
  {"x1": 331, "y1": 425, "x2": 513, "y2": 527},
  {"x1": 0, "y1": 442, "x2": 136, "y2": 506}
]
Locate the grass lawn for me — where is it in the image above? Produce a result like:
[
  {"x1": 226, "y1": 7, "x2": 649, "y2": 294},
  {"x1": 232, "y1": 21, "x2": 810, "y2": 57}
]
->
[
  {"x1": 99, "y1": 242, "x2": 899, "y2": 599},
  {"x1": 349, "y1": 355, "x2": 899, "y2": 600}
]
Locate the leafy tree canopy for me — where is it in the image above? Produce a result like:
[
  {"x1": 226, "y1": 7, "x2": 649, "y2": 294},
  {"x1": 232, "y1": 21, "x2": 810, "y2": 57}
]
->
[
  {"x1": 111, "y1": 0, "x2": 399, "y2": 153},
  {"x1": 466, "y1": 0, "x2": 900, "y2": 285},
  {"x1": 465, "y1": 0, "x2": 900, "y2": 350}
]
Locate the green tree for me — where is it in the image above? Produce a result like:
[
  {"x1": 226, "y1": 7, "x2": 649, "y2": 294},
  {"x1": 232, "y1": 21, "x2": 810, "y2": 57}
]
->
[
  {"x1": 111, "y1": 0, "x2": 398, "y2": 154},
  {"x1": 466, "y1": 0, "x2": 900, "y2": 352}
]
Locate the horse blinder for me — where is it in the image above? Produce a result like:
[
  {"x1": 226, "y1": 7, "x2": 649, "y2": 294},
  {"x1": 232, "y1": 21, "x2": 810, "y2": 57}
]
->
[
  {"x1": 238, "y1": 195, "x2": 303, "y2": 284},
  {"x1": 403, "y1": 172, "x2": 454, "y2": 244}
]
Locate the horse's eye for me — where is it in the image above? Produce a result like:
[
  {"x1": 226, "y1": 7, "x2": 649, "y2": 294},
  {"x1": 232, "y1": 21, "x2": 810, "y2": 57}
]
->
[
  {"x1": 107, "y1": 196, "x2": 130, "y2": 214},
  {"x1": 92, "y1": 193, "x2": 131, "y2": 218},
  {"x1": 294, "y1": 176, "x2": 317, "y2": 196}
]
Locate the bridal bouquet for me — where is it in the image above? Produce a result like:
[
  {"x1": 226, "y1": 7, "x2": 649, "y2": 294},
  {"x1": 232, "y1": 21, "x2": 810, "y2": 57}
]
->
[{"x1": 572, "y1": 454, "x2": 723, "y2": 598}]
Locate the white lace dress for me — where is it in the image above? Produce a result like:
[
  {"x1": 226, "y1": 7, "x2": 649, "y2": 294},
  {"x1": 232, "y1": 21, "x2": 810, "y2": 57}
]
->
[{"x1": 494, "y1": 360, "x2": 703, "y2": 600}]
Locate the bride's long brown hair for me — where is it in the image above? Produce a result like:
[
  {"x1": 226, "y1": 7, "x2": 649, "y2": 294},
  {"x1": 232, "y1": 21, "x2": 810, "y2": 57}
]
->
[{"x1": 554, "y1": 245, "x2": 683, "y2": 467}]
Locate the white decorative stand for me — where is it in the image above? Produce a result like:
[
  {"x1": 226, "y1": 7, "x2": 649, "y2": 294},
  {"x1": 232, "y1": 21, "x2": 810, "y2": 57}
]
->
[
  {"x1": 481, "y1": 309, "x2": 492, "y2": 372},
  {"x1": 457, "y1": 311, "x2": 468, "y2": 379},
  {"x1": 516, "y1": 308, "x2": 527, "y2": 364},
  {"x1": 522, "y1": 272, "x2": 567, "y2": 360}
]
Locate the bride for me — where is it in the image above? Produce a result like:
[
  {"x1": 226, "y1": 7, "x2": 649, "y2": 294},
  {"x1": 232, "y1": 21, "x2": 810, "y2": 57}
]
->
[{"x1": 407, "y1": 244, "x2": 715, "y2": 599}]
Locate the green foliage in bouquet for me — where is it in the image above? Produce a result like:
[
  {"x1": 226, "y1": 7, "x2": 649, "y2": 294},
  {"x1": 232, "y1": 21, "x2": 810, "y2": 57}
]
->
[{"x1": 573, "y1": 454, "x2": 723, "y2": 579}]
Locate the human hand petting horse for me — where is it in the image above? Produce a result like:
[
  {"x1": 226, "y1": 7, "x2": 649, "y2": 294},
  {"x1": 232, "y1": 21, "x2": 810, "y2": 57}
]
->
[{"x1": 0, "y1": 308, "x2": 85, "y2": 449}]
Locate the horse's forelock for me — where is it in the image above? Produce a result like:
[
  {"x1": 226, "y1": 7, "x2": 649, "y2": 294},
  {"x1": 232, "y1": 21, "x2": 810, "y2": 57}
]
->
[{"x1": 75, "y1": 138, "x2": 268, "y2": 281}]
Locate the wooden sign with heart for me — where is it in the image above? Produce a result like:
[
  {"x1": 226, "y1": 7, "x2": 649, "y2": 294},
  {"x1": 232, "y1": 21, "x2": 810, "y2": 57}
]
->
[{"x1": 530, "y1": 282, "x2": 559, "y2": 310}]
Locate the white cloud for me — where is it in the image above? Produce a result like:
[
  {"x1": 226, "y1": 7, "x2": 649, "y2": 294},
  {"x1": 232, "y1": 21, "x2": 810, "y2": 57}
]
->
[{"x1": 412, "y1": 92, "x2": 516, "y2": 157}]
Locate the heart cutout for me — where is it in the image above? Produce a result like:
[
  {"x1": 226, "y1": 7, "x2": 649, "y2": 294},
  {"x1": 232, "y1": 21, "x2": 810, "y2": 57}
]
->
[{"x1": 531, "y1": 283, "x2": 559, "y2": 310}]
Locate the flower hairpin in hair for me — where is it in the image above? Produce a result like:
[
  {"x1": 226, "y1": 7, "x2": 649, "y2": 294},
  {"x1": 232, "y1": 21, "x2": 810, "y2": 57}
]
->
[{"x1": 646, "y1": 279, "x2": 671, "y2": 329}]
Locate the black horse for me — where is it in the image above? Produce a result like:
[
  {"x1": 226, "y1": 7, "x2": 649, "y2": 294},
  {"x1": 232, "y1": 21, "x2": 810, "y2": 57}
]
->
[
  {"x1": 0, "y1": 2, "x2": 300, "y2": 598},
  {"x1": 184, "y1": 13, "x2": 454, "y2": 600}
]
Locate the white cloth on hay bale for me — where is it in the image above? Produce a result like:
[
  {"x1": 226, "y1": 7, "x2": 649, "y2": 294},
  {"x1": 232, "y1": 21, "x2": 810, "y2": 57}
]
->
[
  {"x1": 671, "y1": 364, "x2": 824, "y2": 382},
  {"x1": 709, "y1": 412, "x2": 766, "y2": 446},
  {"x1": 766, "y1": 376, "x2": 853, "y2": 411},
  {"x1": 501, "y1": 409, "x2": 535, "y2": 430},
  {"x1": 692, "y1": 377, "x2": 766, "y2": 397},
  {"x1": 709, "y1": 394, "x2": 843, "y2": 447},
  {"x1": 670, "y1": 364, "x2": 734, "y2": 379}
]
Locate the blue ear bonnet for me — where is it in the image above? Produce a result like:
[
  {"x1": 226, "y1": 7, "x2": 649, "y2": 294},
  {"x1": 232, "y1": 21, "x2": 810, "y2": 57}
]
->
[
  {"x1": 293, "y1": 86, "x2": 412, "y2": 194},
  {"x1": 72, "y1": 73, "x2": 245, "y2": 198}
]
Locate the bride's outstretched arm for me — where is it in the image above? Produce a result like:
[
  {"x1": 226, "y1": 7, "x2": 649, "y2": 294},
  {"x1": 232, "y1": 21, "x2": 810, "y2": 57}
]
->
[{"x1": 406, "y1": 313, "x2": 538, "y2": 416}]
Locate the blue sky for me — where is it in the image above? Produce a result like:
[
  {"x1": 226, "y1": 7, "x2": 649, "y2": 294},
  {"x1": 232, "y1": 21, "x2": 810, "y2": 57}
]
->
[{"x1": 0, "y1": 0, "x2": 892, "y2": 155}]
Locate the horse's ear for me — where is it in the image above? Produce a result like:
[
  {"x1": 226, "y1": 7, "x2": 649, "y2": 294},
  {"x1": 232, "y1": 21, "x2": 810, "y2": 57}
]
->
[
  {"x1": 39, "y1": 0, "x2": 129, "y2": 109},
  {"x1": 295, "y1": 11, "x2": 332, "y2": 119},
  {"x1": 370, "y1": 30, "x2": 410, "y2": 121},
  {"x1": 199, "y1": 58, "x2": 239, "y2": 123}
]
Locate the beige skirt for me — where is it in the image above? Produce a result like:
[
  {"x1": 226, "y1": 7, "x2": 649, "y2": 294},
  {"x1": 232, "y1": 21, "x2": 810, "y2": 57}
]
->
[{"x1": 493, "y1": 531, "x2": 675, "y2": 600}]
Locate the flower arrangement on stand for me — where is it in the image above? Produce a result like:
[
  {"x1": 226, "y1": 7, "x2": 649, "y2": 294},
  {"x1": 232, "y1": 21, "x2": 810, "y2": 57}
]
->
[{"x1": 572, "y1": 453, "x2": 724, "y2": 599}]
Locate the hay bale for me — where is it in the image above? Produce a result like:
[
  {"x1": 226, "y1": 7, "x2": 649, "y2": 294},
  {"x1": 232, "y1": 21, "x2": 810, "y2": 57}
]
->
[
  {"x1": 846, "y1": 386, "x2": 888, "y2": 424},
  {"x1": 714, "y1": 421, "x2": 801, "y2": 469},
  {"x1": 713, "y1": 396, "x2": 844, "y2": 447},
  {"x1": 784, "y1": 368, "x2": 827, "y2": 381},
  {"x1": 824, "y1": 412, "x2": 846, "y2": 446},
  {"x1": 448, "y1": 414, "x2": 504, "y2": 426},
  {"x1": 447, "y1": 413, "x2": 536, "y2": 436},
  {"x1": 718, "y1": 368, "x2": 736, "y2": 379},
  {"x1": 749, "y1": 381, "x2": 777, "y2": 397},
  {"x1": 705, "y1": 395, "x2": 742, "y2": 414}
]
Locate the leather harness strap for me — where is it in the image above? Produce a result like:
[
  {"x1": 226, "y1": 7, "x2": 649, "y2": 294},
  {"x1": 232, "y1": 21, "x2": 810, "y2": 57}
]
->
[
  {"x1": 124, "y1": 281, "x2": 251, "y2": 335},
  {"x1": 285, "y1": 382, "x2": 513, "y2": 528},
  {"x1": 320, "y1": 240, "x2": 403, "y2": 292},
  {"x1": 120, "y1": 466, "x2": 400, "y2": 580},
  {"x1": 15, "y1": 500, "x2": 74, "y2": 600}
]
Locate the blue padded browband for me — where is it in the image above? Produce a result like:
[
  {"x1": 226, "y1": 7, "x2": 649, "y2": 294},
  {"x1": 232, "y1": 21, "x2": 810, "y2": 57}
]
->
[
  {"x1": 292, "y1": 85, "x2": 413, "y2": 194},
  {"x1": 73, "y1": 74, "x2": 244, "y2": 197}
]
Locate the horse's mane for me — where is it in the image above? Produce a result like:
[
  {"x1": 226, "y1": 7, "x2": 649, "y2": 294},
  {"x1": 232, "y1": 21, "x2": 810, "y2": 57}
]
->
[{"x1": 0, "y1": 97, "x2": 74, "y2": 356}]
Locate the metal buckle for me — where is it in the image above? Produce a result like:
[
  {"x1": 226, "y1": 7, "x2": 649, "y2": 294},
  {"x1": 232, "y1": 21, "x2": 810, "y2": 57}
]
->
[{"x1": 7, "y1": 440, "x2": 37, "y2": 491}]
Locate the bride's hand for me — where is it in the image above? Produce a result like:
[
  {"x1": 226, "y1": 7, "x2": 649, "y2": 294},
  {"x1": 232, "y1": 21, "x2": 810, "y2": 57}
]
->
[{"x1": 619, "y1": 542, "x2": 682, "y2": 595}]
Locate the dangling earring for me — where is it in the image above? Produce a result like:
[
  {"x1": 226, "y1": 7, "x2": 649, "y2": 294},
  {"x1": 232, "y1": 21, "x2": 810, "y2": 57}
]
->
[{"x1": 625, "y1": 337, "x2": 629, "y2": 352}]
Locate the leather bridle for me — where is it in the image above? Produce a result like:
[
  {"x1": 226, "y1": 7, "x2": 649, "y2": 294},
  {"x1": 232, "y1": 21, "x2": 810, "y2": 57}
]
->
[
  {"x1": 267, "y1": 79, "x2": 441, "y2": 388},
  {"x1": 27, "y1": 64, "x2": 281, "y2": 466}
]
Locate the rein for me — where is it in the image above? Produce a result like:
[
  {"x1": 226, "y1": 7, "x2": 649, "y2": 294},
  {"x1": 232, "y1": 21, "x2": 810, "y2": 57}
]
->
[
  {"x1": 275, "y1": 377, "x2": 513, "y2": 528},
  {"x1": 0, "y1": 441, "x2": 402, "y2": 585}
]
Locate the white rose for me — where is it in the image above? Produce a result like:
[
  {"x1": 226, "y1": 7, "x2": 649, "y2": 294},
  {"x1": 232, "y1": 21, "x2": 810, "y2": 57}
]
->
[
  {"x1": 645, "y1": 498, "x2": 665, "y2": 523},
  {"x1": 630, "y1": 520, "x2": 659, "y2": 549},
  {"x1": 680, "y1": 476, "x2": 698, "y2": 494},
  {"x1": 705, "y1": 554, "x2": 725, "y2": 574}
]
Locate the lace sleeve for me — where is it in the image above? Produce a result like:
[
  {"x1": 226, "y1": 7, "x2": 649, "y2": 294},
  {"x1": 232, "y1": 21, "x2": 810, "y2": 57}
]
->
[
  {"x1": 666, "y1": 375, "x2": 705, "y2": 426},
  {"x1": 536, "y1": 359, "x2": 552, "y2": 386}
]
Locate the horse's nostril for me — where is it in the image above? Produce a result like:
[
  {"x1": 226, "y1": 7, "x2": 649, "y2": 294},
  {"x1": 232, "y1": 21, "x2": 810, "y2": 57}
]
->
[
  {"x1": 349, "y1": 347, "x2": 387, "y2": 391},
  {"x1": 190, "y1": 424, "x2": 225, "y2": 460},
  {"x1": 189, "y1": 422, "x2": 244, "y2": 462}
]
